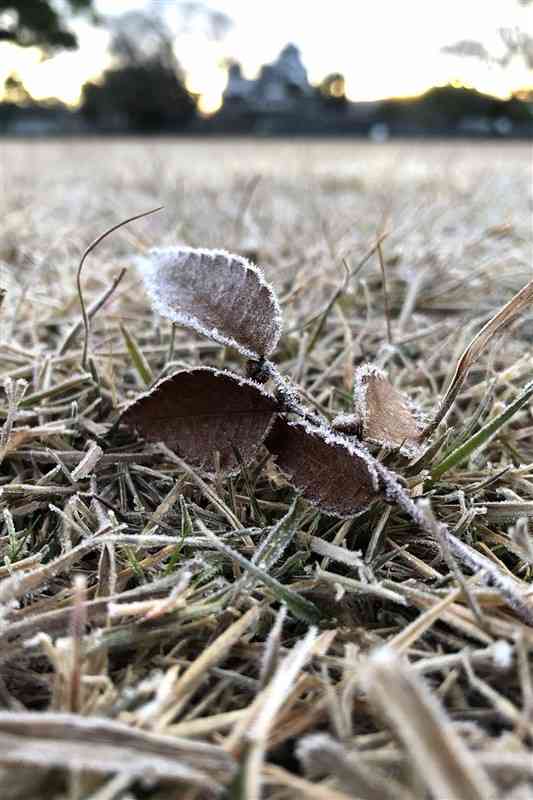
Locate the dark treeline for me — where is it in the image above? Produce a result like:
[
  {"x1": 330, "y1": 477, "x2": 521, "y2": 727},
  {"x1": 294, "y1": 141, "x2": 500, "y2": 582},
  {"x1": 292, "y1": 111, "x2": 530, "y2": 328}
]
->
[
  {"x1": 2, "y1": 79, "x2": 531, "y2": 140},
  {"x1": 1, "y1": 8, "x2": 532, "y2": 139}
]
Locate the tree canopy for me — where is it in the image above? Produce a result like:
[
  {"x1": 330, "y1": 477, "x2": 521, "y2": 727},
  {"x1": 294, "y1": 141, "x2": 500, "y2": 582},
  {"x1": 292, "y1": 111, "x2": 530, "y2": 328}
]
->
[
  {"x1": 442, "y1": 0, "x2": 533, "y2": 76},
  {"x1": 318, "y1": 73, "x2": 347, "y2": 109},
  {"x1": 81, "y1": 11, "x2": 197, "y2": 132},
  {"x1": 0, "y1": 1, "x2": 94, "y2": 52}
]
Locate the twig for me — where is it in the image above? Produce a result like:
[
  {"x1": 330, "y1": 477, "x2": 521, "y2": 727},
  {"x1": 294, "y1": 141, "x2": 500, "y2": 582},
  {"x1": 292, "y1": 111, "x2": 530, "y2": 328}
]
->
[
  {"x1": 377, "y1": 239, "x2": 393, "y2": 345},
  {"x1": 77, "y1": 207, "x2": 163, "y2": 370},
  {"x1": 58, "y1": 267, "x2": 127, "y2": 356}
]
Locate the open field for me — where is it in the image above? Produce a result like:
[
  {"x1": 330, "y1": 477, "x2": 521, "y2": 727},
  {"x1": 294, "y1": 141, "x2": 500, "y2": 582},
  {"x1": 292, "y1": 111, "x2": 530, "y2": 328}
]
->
[{"x1": 0, "y1": 137, "x2": 532, "y2": 799}]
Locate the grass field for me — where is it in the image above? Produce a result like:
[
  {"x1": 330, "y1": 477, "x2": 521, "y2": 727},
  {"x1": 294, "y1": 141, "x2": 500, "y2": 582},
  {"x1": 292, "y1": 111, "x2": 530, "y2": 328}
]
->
[{"x1": 0, "y1": 137, "x2": 532, "y2": 799}]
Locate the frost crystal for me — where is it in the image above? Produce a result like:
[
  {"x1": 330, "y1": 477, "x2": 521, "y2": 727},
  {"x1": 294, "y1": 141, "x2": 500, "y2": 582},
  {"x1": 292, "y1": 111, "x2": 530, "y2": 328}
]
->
[{"x1": 492, "y1": 640, "x2": 513, "y2": 669}]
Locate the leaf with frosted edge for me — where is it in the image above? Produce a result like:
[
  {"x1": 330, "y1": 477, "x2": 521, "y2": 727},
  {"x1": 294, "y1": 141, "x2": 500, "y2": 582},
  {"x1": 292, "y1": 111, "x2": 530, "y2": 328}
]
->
[
  {"x1": 137, "y1": 246, "x2": 282, "y2": 359},
  {"x1": 120, "y1": 367, "x2": 279, "y2": 476},
  {"x1": 354, "y1": 364, "x2": 423, "y2": 457},
  {"x1": 266, "y1": 416, "x2": 379, "y2": 518}
]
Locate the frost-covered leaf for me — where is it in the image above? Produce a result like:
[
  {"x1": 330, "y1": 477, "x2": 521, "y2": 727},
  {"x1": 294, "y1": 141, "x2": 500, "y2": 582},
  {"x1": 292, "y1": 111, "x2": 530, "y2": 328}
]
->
[
  {"x1": 266, "y1": 417, "x2": 379, "y2": 517},
  {"x1": 120, "y1": 367, "x2": 279, "y2": 476},
  {"x1": 137, "y1": 246, "x2": 282, "y2": 359},
  {"x1": 354, "y1": 364, "x2": 422, "y2": 457}
]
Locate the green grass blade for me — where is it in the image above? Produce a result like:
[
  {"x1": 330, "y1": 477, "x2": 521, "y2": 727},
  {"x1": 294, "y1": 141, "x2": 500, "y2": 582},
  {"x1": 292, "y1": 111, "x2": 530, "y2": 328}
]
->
[
  {"x1": 197, "y1": 519, "x2": 320, "y2": 624},
  {"x1": 253, "y1": 497, "x2": 301, "y2": 572},
  {"x1": 120, "y1": 322, "x2": 153, "y2": 387},
  {"x1": 431, "y1": 379, "x2": 533, "y2": 481}
]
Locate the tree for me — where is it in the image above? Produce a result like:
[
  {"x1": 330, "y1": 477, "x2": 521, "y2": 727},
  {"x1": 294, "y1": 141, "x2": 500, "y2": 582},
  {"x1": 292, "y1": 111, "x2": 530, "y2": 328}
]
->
[
  {"x1": 82, "y1": 63, "x2": 196, "y2": 131},
  {"x1": 442, "y1": 0, "x2": 533, "y2": 83},
  {"x1": 0, "y1": 1, "x2": 94, "y2": 52},
  {"x1": 318, "y1": 73, "x2": 347, "y2": 109},
  {"x1": 3, "y1": 72, "x2": 32, "y2": 104},
  {"x1": 81, "y1": 11, "x2": 196, "y2": 132}
]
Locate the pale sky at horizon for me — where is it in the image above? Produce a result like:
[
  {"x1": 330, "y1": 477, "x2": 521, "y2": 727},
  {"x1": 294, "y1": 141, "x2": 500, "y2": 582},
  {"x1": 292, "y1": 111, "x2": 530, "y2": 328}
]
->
[{"x1": 1, "y1": 0, "x2": 532, "y2": 112}]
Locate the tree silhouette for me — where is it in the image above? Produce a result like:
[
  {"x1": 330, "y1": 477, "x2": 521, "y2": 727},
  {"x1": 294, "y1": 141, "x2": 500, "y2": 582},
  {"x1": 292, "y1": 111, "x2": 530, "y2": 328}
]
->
[
  {"x1": 442, "y1": 0, "x2": 533, "y2": 77},
  {"x1": 318, "y1": 73, "x2": 347, "y2": 109},
  {"x1": 81, "y1": 11, "x2": 196, "y2": 132},
  {"x1": 0, "y1": 1, "x2": 94, "y2": 52},
  {"x1": 3, "y1": 72, "x2": 32, "y2": 104}
]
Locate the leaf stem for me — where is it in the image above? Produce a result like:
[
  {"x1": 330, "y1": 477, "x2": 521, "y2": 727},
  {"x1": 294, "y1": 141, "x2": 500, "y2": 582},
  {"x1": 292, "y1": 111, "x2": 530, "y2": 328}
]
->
[{"x1": 262, "y1": 360, "x2": 327, "y2": 429}]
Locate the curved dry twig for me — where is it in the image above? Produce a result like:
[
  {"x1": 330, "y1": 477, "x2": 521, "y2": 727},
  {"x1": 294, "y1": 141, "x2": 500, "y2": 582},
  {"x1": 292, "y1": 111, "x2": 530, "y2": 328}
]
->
[{"x1": 77, "y1": 206, "x2": 163, "y2": 369}]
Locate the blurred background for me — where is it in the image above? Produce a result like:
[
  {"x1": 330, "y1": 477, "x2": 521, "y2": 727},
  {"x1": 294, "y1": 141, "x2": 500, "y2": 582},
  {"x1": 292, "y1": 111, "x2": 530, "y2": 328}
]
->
[{"x1": 0, "y1": 0, "x2": 532, "y2": 139}]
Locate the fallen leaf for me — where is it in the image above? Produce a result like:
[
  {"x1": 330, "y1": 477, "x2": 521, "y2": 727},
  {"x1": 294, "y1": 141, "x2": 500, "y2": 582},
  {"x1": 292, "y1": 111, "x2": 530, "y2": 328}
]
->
[
  {"x1": 137, "y1": 246, "x2": 282, "y2": 359},
  {"x1": 354, "y1": 365, "x2": 422, "y2": 456},
  {"x1": 120, "y1": 367, "x2": 279, "y2": 476},
  {"x1": 266, "y1": 417, "x2": 379, "y2": 517}
]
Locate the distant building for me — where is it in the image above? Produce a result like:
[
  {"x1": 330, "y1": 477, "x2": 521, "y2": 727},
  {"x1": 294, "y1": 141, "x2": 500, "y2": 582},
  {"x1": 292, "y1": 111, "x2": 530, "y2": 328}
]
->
[
  {"x1": 209, "y1": 47, "x2": 533, "y2": 137},
  {"x1": 222, "y1": 44, "x2": 312, "y2": 113},
  {"x1": 211, "y1": 44, "x2": 391, "y2": 135}
]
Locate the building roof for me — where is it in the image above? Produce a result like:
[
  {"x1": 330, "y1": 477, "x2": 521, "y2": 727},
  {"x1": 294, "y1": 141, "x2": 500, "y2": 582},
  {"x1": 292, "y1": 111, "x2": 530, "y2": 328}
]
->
[{"x1": 222, "y1": 44, "x2": 312, "y2": 111}]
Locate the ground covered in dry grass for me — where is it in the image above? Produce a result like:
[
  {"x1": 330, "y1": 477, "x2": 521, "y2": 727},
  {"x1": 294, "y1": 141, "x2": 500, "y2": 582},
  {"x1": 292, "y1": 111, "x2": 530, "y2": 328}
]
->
[{"x1": 0, "y1": 137, "x2": 532, "y2": 799}]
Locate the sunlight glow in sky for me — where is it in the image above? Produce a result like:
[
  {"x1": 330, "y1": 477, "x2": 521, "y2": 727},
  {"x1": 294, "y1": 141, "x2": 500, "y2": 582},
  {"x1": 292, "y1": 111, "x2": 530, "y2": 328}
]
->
[{"x1": 0, "y1": 0, "x2": 531, "y2": 111}]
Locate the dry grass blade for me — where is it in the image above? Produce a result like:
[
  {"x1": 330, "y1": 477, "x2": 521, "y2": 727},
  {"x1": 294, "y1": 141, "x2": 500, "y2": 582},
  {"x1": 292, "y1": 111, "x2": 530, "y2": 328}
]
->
[
  {"x1": 377, "y1": 238, "x2": 393, "y2": 344},
  {"x1": 416, "y1": 498, "x2": 533, "y2": 626},
  {"x1": 0, "y1": 539, "x2": 97, "y2": 606},
  {"x1": 363, "y1": 648, "x2": 496, "y2": 800},
  {"x1": 387, "y1": 585, "x2": 465, "y2": 653},
  {"x1": 259, "y1": 605, "x2": 288, "y2": 688},
  {"x1": 76, "y1": 207, "x2": 163, "y2": 370},
  {"x1": 0, "y1": 425, "x2": 69, "y2": 465},
  {"x1": 239, "y1": 627, "x2": 317, "y2": 800},
  {"x1": 0, "y1": 711, "x2": 234, "y2": 793},
  {"x1": 70, "y1": 440, "x2": 103, "y2": 481},
  {"x1": 510, "y1": 517, "x2": 533, "y2": 565},
  {"x1": 263, "y1": 764, "x2": 355, "y2": 800},
  {"x1": 57, "y1": 266, "x2": 127, "y2": 356},
  {"x1": 155, "y1": 444, "x2": 243, "y2": 529},
  {"x1": 142, "y1": 605, "x2": 260, "y2": 728},
  {"x1": 297, "y1": 733, "x2": 412, "y2": 800},
  {"x1": 424, "y1": 278, "x2": 533, "y2": 438},
  {"x1": 1, "y1": 566, "x2": 201, "y2": 659},
  {"x1": 303, "y1": 232, "x2": 387, "y2": 354}
]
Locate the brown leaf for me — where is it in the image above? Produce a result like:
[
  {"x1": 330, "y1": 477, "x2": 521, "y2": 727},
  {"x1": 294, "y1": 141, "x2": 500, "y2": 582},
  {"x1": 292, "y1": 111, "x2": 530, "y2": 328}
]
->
[
  {"x1": 266, "y1": 417, "x2": 379, "y2": 517},
  {"x1": 138, "y1": 246, "x2": 282, "y2": 359},
  {"x1": 120, "y1": 367, "x2": 279, "y2": 476},
  {"x1": 354, "y1": 365, "x2": 422, "y2": 456}
]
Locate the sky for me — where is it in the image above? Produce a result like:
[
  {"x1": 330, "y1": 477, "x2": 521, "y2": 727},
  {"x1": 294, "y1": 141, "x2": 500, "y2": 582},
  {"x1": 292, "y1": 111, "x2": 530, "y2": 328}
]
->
[{"x1": 1, "y1": 0, "x2": 532, "y2": 112}]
